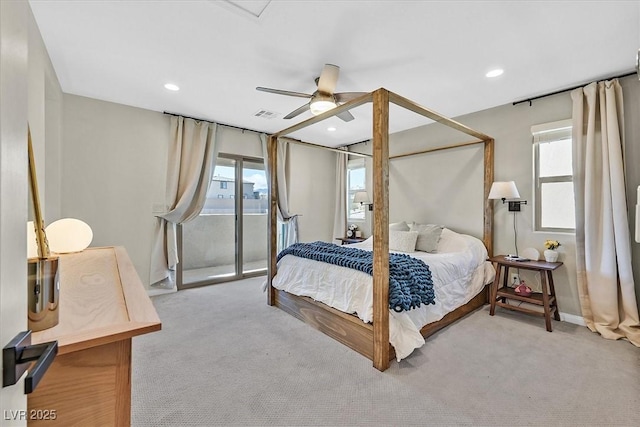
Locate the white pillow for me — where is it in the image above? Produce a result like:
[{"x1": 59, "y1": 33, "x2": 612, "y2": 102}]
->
[
  {"x1": 389, "y1": 221, "x2": 410, "y2": 231},
  {"x1": 436, "y1": 228, "x2": 468, "y2": 253},
  {"x1": 409, "y1": 223, "x2": 444, "y2": 253},
  {"x1": 388, "y1": 230, "x2": 419, "y2": 253}
]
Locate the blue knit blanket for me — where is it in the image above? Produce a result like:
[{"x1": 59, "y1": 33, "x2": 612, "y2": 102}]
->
[{"x1": 277, "y1": 241, "x2": 435, "y2": 312}]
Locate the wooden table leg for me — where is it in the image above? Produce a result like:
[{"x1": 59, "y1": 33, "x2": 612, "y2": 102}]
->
[
  {"x1": 489, "y1": 264, "x2": 501, "y2": 316},
  {"x1": 547, "y1": 271, "x2": 561, "y2": 321},
  {"x1": 540, "y1": 270, "x2": 552, "y2": 332},
  {"x1": 501, "y1": 266, "x2": 510, "y2": 303}
]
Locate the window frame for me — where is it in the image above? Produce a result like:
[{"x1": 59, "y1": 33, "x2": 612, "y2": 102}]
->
[
  {"x1": 532, "y1": 119, "x2": 575, "y2": 233},
  {"x1": 179, "y1": 152, "x2": 267, "y2": 291},
  {"x1": 347, "y1": 158, "x2": 366, "y2": 223}
]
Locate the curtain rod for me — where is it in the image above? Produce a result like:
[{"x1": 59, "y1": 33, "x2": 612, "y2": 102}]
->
[
  {"x1": 278, "y1": 136, "x2": 372, "y2": 158},
  {"x1": 512, "y1": 70, "x2": 637, "y2": 106},
  {"x1": 164, "y1": 111, "x2": 370, "y2": 152},
  {"x1": 163, "y1": 111, "x2": 264, "y2": 135}
]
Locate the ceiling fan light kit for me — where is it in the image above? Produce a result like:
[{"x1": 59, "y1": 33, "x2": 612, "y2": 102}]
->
[{"x1": 309, "y1": 96, "x2": 337, "y2": 115}]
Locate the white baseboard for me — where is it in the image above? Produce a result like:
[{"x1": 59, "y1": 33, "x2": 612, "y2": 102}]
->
[
  {"x1": 559, "y1": 312, "x2": 586, "y2": 326},
  {"x1": 147, "y1": 286, "x2": 177, "y2": 297}
]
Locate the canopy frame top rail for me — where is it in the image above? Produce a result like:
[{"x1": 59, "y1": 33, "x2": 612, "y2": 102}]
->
[{"x1": 272, "y1": 88, "x2": 492, "y2": 144}]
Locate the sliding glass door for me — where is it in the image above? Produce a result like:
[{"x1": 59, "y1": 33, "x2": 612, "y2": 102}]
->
[
  {"x1": 241, "y1": 158, "x2": 268, "y2": 274},
  {"x1": 179, "y1": 154, "x2": 267, "y2": 288}
]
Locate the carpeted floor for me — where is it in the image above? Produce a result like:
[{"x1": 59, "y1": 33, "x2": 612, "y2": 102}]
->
[{"x1": 132, "y1": 276, "x2": 640, "y2": 426}]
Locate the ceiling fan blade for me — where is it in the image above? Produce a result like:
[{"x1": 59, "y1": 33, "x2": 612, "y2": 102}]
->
[
  {"x1": 316, "y1": 64, "x2": 340, "y2": 94},
  {"x1": 283, "y1": 103, "x2": 311, "y2": 119},
  {"x1": 336, "y1": 110, "x2": 355, "y2": 122},
  {"x1": 256, "y1": 87, "x2": 312, "y2": 99},
  {"x1": 334, "y1": 92, "x2": 368, "y2": 103}
]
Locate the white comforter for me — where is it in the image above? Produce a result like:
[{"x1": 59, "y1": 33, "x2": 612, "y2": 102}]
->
[{"x1": 271, "y1": 228, "x2": 495, "y2": 361}]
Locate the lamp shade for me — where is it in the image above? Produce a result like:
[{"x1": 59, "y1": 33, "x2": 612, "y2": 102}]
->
[
  {"x1": 353, "y1": 191, "x2": 371, "y2": 204},
  {"x1": 488, "y1": 181, "x2": 520, "y2": 200},
  {"x1": 45, "y1": 218, "x2": 93, "y2": 253}
]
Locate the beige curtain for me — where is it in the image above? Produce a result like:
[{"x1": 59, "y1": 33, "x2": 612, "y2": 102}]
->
[
  {"x1": 332, "y1": 151, "x2": 348, "y2": 239},
  {"x1": 571, "y1": 79, "x2": 640, "y2": 346},
  {"x1": 261, "y1": 136, "x2": 298, "y2": 250},
  {"x1": 275, "y1": 139, "x2": 298, "y2": 248},
  {"x1": 150, "y1": 116, "x2": 218, "y2": 287}
]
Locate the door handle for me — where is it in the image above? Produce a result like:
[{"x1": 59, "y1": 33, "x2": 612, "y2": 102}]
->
[{"x1": 2, "y1": 330, "x2": 58, "y2": 394}]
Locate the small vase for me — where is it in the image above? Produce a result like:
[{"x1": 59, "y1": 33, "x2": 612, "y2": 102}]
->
[{"x1": 544, "y1": 249, "x2": 559, "y2": 263}]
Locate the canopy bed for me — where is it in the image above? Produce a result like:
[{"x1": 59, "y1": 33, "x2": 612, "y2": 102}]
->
[{"x1": 266, "y1": 88, "x2": 495, "y2": 371}]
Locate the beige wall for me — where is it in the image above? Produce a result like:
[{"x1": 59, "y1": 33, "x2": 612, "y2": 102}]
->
[
  {"x1": 1, "y1": 0, "x2": 63, "y2": 422},
  {"x1": 72, "y1": 75, "x2": 630, "y2": 315},
  {"x1": 351, "y1": 75, "x2": 640, "y2": 318},
  {"x1": 52, "y1": 55, "x2": 640, "y2": 317},
  {"x1": 287, "y1": 143, "x2": 337, "y2": 243},
  {"x1": 54, "y1": 78, "x2": 640, "y2": 316},
  {"x1": 457, "y1": 87, "x2": 579, "y2": 316},
  {"x1": 463, "y1": 75, "x2": 638, "y2": 317},
  {"x1": 357, "y1": 130, "x2": 487, "y2": 239},
  {"x1": 28, "y1": 4, "x2": 63, "y2": 224},
  {"x1": 61, "y1": 99, "x2": 336, "y2": 286},
  {"x1": 62, "y1": 95, "x2": 170, "y2": 287}
]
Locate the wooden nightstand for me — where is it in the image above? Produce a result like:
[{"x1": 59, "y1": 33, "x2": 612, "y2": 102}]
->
[
  {"x1": 28, "y1": 247, "x2": 161, "y2": 426},
  {"x1": 488, "y1": 255, "x2": 563, "y2": 332},
  {"x1": 335, "y1": 237, "x2": 365, "y2": 245}
]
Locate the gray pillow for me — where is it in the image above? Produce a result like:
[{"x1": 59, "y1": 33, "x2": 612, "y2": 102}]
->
[
  {"x1": 389, "y1": 221, "x2": 410, "y2": 231},
  {"x1": 409, "y1": 223, "x2": 444, "y2": 253}
]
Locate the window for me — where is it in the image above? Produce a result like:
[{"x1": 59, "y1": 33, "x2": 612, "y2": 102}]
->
[
  {"x1": 532, "y1": 119, "x2": 575, "y2": 232},
  {"x1": 347, "y1": 158, "x2": 366, "y2": 221},
  {"x1": 220, "y1": 181, "x2": 227, "y2": 189}
]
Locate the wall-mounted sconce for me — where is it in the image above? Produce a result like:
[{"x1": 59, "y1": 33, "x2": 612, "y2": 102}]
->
[
  {"x1": 488, "y1": 181, "x2": 527, "y2": 212},
  {"x1": 353, "y1": 191, "x2": 373, "y2": 211}
]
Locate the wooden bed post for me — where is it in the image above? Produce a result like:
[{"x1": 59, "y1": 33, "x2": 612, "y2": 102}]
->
[
  {"x1": 483, "y1": 138, "x2": 494, "y2": 258},
  {"x1": 267, "y1": 134, "x2": 278, "y2": 306},
  {"x1": 372, "y1": 88, "x2": 390, "y2": 371}
]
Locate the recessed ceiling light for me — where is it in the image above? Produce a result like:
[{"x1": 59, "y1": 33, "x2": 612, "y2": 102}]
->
[
  {"x1": 327, "y1": 126, "x2": 337, "y2": 132},
  {"x1": 164, "y1": 83, "x2": 180, "y2": 91},
  {"x1": 486, "y1": 69, "x2": 504, "y2": 78}
]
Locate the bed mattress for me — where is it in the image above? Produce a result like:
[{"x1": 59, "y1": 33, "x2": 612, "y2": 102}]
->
[{"x1": 271, "y1": 229, "x2": 496, "y2": 360}]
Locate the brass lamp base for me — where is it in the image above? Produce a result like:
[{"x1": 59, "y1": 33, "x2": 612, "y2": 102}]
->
[{"x1": 28, "y1": 257, "x2": 60, "y2": 331}]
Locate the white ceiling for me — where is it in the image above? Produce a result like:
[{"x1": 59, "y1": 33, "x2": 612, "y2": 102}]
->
[{"x1": 29, "y1": 0, "x2": 639, "y2": 147}]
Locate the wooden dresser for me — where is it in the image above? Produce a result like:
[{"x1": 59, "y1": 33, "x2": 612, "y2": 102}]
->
[{"x1": 27, "y1": 246, "x2": 161, "y2": 426}]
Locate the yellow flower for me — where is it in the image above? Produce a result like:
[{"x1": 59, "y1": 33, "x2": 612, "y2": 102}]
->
[{"x1": 544, "y1": 240, "x2": 561, "y2": 250}]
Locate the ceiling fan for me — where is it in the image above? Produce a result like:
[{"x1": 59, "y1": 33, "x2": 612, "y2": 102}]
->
[{"x1": 256, "y1": 64, "x2": 366, "y2": 122}]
